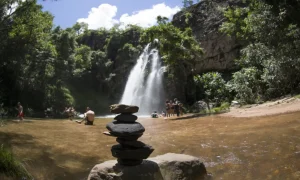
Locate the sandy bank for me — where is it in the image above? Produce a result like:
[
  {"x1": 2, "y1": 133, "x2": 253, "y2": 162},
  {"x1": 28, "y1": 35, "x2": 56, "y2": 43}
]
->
[{"x1": 220, "y1": 97, "x2": 300, "y2": 117}]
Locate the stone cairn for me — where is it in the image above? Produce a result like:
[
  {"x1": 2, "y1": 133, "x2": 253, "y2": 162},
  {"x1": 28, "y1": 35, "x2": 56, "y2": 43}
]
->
[{"x1": 103, "y1": 104, "x2": 154, "y2": 166}]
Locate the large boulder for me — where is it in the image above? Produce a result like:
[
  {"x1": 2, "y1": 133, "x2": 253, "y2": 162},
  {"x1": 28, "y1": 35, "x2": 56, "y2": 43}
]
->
[{"x1": 88, "y1": 153, "x2": 208, "y2": 180}]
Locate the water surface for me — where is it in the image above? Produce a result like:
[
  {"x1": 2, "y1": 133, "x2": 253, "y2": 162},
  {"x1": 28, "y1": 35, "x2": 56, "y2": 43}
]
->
[{"x1": 0, "y1": 112, "x2": 300, "y2": 180}]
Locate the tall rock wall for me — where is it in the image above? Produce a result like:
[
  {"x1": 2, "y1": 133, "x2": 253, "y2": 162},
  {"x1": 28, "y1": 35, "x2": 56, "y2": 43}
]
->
[{"x1": 172, "y1": 0, "x2": 246, "y2": 73}]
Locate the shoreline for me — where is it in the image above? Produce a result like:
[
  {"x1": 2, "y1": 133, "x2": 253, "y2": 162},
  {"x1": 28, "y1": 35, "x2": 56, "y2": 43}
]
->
[{"x1": 219, "y1": 97, "x2": 300, "y2": 118}]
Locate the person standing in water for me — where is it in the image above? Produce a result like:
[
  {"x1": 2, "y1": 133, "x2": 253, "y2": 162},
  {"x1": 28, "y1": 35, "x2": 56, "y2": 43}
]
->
[
  {"x1": 16, "y1": 102, "x2": 24, "y2": 121},
  {"x1": 173, "y1": 98, "x2": 180, "y2": 117},
  {"x1": 165, "y1": 100, "x2": 171, "y2": 117}
]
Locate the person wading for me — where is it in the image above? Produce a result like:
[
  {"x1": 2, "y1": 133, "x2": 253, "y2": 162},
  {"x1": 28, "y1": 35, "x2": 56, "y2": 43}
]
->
[
  {"x1": 76, "y1": 107, "x2": 95, "y2": 125},
  {"x1": 16, "y1": 102, "x2": 24, "y2": 121}
]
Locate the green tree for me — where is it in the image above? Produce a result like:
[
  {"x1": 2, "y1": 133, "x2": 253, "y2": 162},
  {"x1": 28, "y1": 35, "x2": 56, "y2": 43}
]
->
[
  {"x1": 220, "y1": 0, "x2": 300, "y2": 101},
  {"x1": 72, "y1": 22, "x2": 88, "y2": 35},
  {"x1": 228, "y1": 67, "x2": 261, "y2": 104},
  {"x1": 74, "y1": 45, "x2": 92, "y2": 76},
  {"x1": 194, "y1": 72, "x2": 228, "y2": 110},
  {"x1": 156, "y1": 16, "x2": 169, "y2": 25},
  {"x1": 141, "y1": 18, "x2": 202, "y2": 66}
]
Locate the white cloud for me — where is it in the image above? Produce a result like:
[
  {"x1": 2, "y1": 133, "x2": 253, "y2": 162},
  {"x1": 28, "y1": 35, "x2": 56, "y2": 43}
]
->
[
  {"x1": 77, "y1": 4, "x2": 119, "y2": 30},
  {"x1": 77, "y1": 3, "x2": 181, "y2": 30}
]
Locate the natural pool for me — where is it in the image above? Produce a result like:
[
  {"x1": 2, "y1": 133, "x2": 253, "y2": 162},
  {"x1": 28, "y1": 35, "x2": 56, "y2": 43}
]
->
[{"x1": 0, "y1": 112, "x2": 300, "y2": 180}]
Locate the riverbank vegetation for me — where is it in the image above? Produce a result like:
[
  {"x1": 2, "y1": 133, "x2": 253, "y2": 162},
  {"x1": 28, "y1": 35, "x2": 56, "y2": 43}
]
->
[
  {"x1": 219, "y1": 0, "x2": 300, "y2": 104},
  {"x1": 0, "y1": 145, "x2": 32, "y2": 179},
  {"x1": 190, "y1": 0, "x2": 300, "y2": 112},
  {"x1": 1, "y1": 0, "x2": 300, "y2": 117},
  {"x1": 0, "y1": 0, "x2": 202, "y2": 117}
]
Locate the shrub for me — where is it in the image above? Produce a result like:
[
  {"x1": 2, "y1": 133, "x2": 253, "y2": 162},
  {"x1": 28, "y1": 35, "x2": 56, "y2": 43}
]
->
[{"x1": 0, "y1": 145, "x2": 32, "y2": 179}]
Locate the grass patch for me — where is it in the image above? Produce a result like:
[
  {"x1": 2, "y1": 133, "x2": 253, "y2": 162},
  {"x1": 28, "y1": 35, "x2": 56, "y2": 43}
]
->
[
  {"x1": 0, "y1": 119, "x2": 9, "y2": 127},
  {"x1": 198, "y1": 102, "x2": 230, "y2": 115},
  {"x1": 0, "y1": 145, "x2": 32, "y2": 179},
  {"x1": 294, "y1": 94, "x2": 300, "y2": 99}
]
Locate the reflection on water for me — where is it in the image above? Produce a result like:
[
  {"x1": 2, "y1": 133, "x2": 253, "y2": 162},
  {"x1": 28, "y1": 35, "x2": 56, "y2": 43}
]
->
[{"x1": 1, "y1": 112, "x2": 300, "y2": 180}]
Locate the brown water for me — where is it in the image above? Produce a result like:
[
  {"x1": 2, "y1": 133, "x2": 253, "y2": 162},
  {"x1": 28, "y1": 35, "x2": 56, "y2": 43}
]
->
[{"x1": 1, "y1": 112, "x2": 300, "y2": 180}]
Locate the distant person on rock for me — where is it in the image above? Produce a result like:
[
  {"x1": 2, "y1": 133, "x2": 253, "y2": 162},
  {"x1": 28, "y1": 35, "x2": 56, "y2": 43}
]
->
[
  {"x1": 151, "y1": 111, "x2": 158, "y2": 118},
  {"x1": 76, "y1": 107, "x2": 95, "y2": 125}
]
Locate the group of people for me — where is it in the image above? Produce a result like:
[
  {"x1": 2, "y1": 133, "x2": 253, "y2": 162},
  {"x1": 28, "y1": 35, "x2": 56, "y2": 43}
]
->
[
  {"x1": 165, "y1": 98, "x2": 183, "y2": 117},
  {"x1": 11, "y1": 102, "x2": 94, "y2": 125},
  {"x1": 64, "y1": 106, "x2": 95, "y2": 125},
  {"x1": 14, "y1": 98, "x2": 183, "y2": 123},
  {"x1": 151, "y1": 98, "x2": 184, "y2": 118},
  {"x1": 0, "y1": 102, "x2": 24, "y2": 121}
]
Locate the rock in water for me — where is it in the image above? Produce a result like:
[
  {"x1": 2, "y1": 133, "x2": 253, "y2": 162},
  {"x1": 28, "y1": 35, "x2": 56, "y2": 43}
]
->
[
  {"x1": 106, "y1": 121, "x2": 145, "y2": 136},
  {"x1": 114, "y1": 114, "x2": 138, "y2": 123},
  {"x1": 110, "y1": 104, "x2": 139, "y2": 114}
]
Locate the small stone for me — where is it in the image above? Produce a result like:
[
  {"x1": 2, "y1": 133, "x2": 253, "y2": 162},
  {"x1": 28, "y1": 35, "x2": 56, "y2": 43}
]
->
[
  {"x1": 103, "y1": 131, "x2": 113, "y2": 137},
  {"x1": 106, "y1": 121, "x2": 145, "y2": 136},
  {"x1": 114, "y1": 114, "x2": 138, "y2": 123},
  {"x1": 110, "y1": 104, "x2": 139, "y2": 114},
  {"x1": 111, "y1": 144, "x2": 154, "y2": 160},
  {"x1": 116, "y1": 138, "x2": 146, "y2": 148}
]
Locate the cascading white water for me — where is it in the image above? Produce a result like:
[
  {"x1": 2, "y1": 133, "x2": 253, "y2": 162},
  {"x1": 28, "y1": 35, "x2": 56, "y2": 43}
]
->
[{"x1": 120, "y1": 43, "x2": 165, "y2": 115}]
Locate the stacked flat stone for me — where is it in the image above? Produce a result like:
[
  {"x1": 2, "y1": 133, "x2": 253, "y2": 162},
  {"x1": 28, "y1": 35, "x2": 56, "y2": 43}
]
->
[{"x1": 103, "y1": 104, "x2": 154, "y2": 166}]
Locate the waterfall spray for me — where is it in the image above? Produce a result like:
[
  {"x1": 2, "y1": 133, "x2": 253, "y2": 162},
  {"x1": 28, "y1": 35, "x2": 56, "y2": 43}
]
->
[{"x1": 120, "y1": 43, "x2": 165, "y2": 115}]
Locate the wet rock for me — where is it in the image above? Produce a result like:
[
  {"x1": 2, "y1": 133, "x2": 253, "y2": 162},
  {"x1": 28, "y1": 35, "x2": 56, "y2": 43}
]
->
[
  {"x1": 88, "y1": 153, "x2": 208, "y2": 180},
  {"x1": 88, "y1": 160, "x2": 163, "y2": 180},
  {"x1": 152, "y1": 153, "x2": 208, "y2": 180},
  {"x1": 102, "y1": 104, "x2": 155, "y2": 168},
  {"x1": 110, "y1": 104, "x2": 139, "y2": 114},
  {"x1": 106, "y1": 121, "x2": 145, "y2": 136},
  {"x1": 103, "y1": 131, "x2": 143, "y2": 141},
  {"x1": 111, "y1": 144, "x2": 154, "y2": 159},
  {"x1": 117, "y1": 159, "x2": 144, "y2": 166},
  {"x1": 114, "y1": 114, "x2": 138, "y2": 123},
  {"x1": 116, "y1": 138, "x2": 146, "y2": 148}
]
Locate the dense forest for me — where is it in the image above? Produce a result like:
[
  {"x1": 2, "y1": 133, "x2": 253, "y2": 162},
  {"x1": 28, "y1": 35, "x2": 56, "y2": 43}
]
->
[{"x1": 1, "y1": 0, "x2": 300, "y2": 117}]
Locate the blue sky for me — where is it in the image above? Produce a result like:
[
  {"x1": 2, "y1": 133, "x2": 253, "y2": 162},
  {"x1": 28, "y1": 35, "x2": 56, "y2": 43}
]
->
[{"x1": 38, "y1": 0, "x2": 183, "y2": 29}]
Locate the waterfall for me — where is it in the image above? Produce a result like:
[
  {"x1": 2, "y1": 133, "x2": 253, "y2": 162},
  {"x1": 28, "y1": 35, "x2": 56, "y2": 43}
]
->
[{"x1": 119, "y1": 43, "x2": 165, "y2": 115}]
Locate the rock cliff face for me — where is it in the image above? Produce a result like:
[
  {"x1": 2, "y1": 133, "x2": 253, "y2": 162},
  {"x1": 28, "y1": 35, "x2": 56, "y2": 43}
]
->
[{"x1": 172, "y1": 0, "x2": 245, "y2": 73}]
